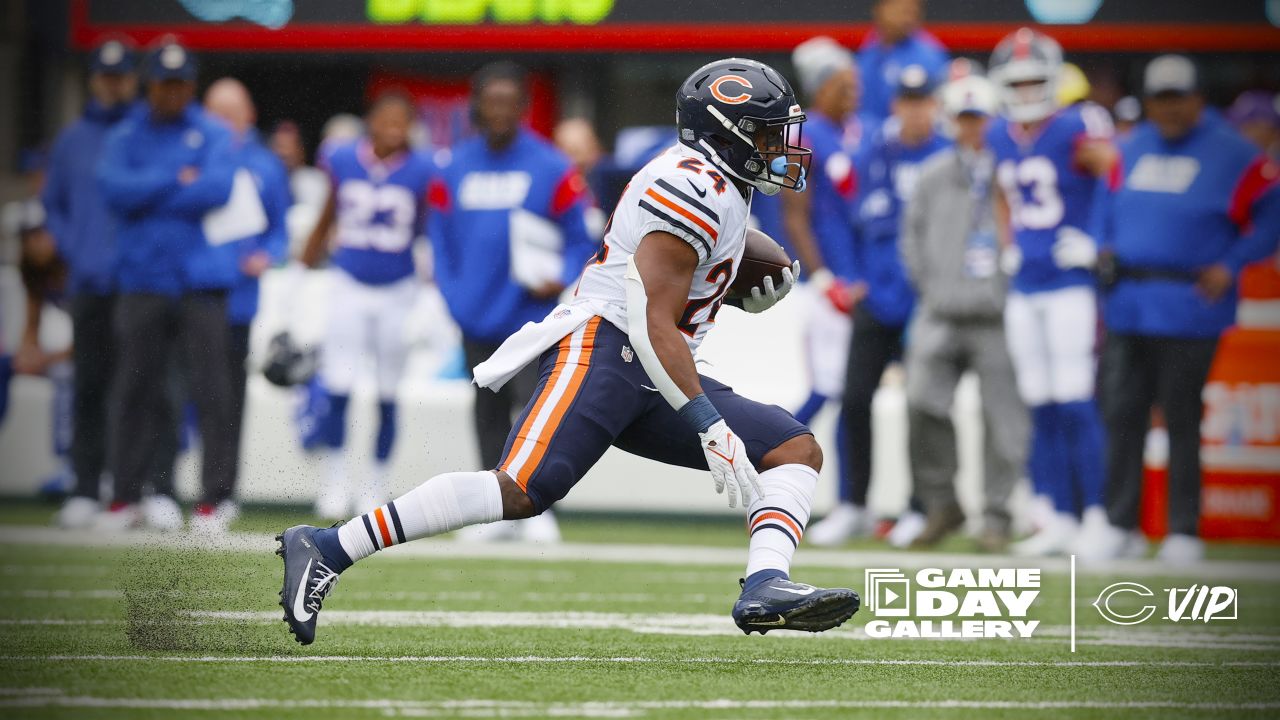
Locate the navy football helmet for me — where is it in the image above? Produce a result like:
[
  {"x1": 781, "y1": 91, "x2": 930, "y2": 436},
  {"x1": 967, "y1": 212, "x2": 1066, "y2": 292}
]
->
[
  {"x1": 263, "y1": 331, "x2": 317, "y2": 388},
  {"x1": 676, "y1": 58, "x2": 810, "y2": 196}
]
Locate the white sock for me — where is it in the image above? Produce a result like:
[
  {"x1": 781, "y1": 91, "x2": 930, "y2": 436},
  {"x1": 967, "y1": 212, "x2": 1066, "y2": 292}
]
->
[
  {"x1": 745, "y1": 464, "x2": 818, "y2": 579},
  {"x1": 337, "y1": 470, "x2": 505, "y2": 564},
  {"x1": 323, "y1": 450, "x2": 348, "y2": 494},
  {"x1": 365, "y1": 461, "x2": 390, "y2": 501}
]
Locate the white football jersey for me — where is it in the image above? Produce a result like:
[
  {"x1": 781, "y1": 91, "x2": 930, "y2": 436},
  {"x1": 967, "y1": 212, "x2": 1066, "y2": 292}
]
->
[{"x1": 573, "y1": 145, "x2": 751, "y2": 351}]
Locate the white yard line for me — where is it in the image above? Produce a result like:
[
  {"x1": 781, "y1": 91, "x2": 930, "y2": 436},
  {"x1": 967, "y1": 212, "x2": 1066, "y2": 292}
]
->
[
  {"x1": 2, "y1": 526, "x2": 1276, "y2": 581},
  {"x1": 0, "y1": 695, "x2": 1277, "y2": 715},
  {"x1": 1, "y1": 654, "x2": 1276, "y2": 668},
  {"x1": 6, "y1": 609, "x2": 1280, "y2": 650}
]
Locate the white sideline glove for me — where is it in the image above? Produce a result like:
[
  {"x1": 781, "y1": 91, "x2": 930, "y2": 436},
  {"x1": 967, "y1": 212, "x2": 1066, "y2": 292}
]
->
[
  {"x1": 999, "y1": 244, "x2": 1023, "y2": 277},
  {"x1": 698, "y1": 419, "x2": 763, "y2": 508},
  {"x1": 1052, "y1": 226, "x2": 1098, "y2": 270},
  {"x1": 741, "y1": 260, "x2": 800, "y2": 314}
]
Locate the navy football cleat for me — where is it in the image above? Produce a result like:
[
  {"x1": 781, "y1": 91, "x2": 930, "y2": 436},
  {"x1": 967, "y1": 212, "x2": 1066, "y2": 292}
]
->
[
  {"x1": 732, "y1": 577, "x2": 860, "y2": 635},
  {"x1": 277, "y1": 525, "x2": 342, "y2": 645}
]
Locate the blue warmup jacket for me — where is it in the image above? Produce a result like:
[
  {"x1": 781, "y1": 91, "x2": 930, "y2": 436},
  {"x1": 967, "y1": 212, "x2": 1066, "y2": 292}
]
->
[
  {"x1": 1103, "y1": 119, "x2": 1280, "y2": 339},
  {"x1": 804, "y1": 110, "x2": 876, "y2": 281},
  {"x1": 227, "y1": 132, "x2": 291, "y2": 326},
  {"x1": 41, "y1": 101, "x2": 133, "y2": 296},
  {"x1": 98, "y1": 103, "x2": 235, "y2": 297},
  {"x1": 853, "y1": 122, "x2": 950, "y2": 326},
  {"x1": 857, "y1": 29, "x2": 950, "y2": 122},
  {"x1": 429, "y1": 129, "x2": 596, "y2": 343}
]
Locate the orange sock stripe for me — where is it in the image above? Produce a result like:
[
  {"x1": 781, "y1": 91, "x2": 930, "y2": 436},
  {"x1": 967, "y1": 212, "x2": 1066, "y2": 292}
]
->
[
  {"x1": 373, "y1": 507, "x2": 393, "y2": 548},
  {"x1": 517, "y1": 318, "x2": 600, "y2": 478},
  {"x1": 500, "y1": 337, "x2": 574, "y2": 488},
  {"x1": 750, "y1": 511, "x2": 803, "y2": 540}
]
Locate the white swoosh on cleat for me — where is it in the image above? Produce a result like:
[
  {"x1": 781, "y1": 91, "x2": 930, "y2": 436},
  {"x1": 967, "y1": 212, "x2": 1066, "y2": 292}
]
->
[
  {"x1": 291, "y1": 559, "x2": 314, "y2": 622},
  {"x1": 773, "y1": 585, "x2": 817, "y2": 596}
]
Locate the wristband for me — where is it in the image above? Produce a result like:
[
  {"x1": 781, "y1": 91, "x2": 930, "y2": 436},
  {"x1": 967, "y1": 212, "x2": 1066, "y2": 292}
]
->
[{"x1": 678, "y1": 393, "x2": 723, "y2": 434}]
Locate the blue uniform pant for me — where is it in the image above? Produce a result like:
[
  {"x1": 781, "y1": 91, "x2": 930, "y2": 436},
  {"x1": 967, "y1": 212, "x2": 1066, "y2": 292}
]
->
[{"x1": 497, "y1": 317, "x2": 811, "y2": 513}]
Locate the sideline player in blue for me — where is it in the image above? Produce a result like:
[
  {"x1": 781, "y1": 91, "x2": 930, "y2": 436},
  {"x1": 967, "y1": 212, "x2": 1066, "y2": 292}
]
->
[
  {"x1": 40, "y1": 39, "x2": 139, "y2": 528},
  {"x1": 856, "y1": 0, "x2": 949, "y2": 123},
  {"x1": 779, "y1": 37, "x2": 872, "y2": 544},
  {"x1": 299, "y1": 93, "x2": 432, "y2": 520},
  {"x1": 429, "y1": 63, "x2": 597, "y2": 543},
  {"x1": 837, "y1": 64, "x2": 949, "y2": 548},
  {"x1": 1088, "y1": 56, "x2": 1280, "y2": 563},
  {"x1": 987, "y1": 29, "x2": 1119, "y2": 556},
  {"x1": 196, "y1": 78, "x2": 291, "y2": 533},
  {"x1": 277, "y1": 58, "x2": 860, "y2": 646}
]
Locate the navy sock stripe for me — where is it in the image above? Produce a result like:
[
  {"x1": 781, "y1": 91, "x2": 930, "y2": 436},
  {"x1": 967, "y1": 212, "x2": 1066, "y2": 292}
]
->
[
  {"x1": 750, "y1": 522, "x2": 799, "y2": 548},
  {"x1": 750, "y1": 506, "x2": 803, "y2": 528},
  {"x1": 387, "y1": 501, "x2": 406, "y2": 544},
  {"x1": 361, "y1": 514, "x2": 381, "y2": 549}
]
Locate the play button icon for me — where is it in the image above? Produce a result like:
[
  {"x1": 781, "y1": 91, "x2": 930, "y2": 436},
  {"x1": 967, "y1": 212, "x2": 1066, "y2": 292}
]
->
[{"x1": 883, "y1": 587, "x2": 899, "y2": 605}]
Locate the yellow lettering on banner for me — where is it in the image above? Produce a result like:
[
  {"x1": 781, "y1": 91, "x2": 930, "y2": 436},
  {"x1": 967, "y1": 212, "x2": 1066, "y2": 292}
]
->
[
  {"x1": 493, "y1": 0, "x2": 538, "y2": 22},
  {"x1": 424, "y1": 0, "x2": 489, "y2": 23},
  {"x1": 368, "y1": 0, "x2": 421, "y2": 23},
  {"x1": 367, "y1": 0, "x2": 615, "y2": 24}
]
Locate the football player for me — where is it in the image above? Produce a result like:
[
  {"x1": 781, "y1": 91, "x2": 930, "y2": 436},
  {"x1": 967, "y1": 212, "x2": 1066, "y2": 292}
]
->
[
  {"x1": 987, "y1": 29, "x2": 1118, "y2": 555},
  {"x1": 277, "y1": 58, "x2": 860, "y2": 645},
  {"x1": 779, "y1": 37, "x2": 869, "y2": 543},
  {"x1": 298, "y1": 92, "x2": 433, "y2": 519},
  {"x1": 835, "y1": 63, "x2": 950, "y2": 549}
]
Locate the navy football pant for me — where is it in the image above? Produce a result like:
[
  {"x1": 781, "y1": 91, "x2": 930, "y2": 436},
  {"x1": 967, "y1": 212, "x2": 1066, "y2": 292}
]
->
[{"x1": 497, "y1": 317, "x2": 811, "y2": 513}]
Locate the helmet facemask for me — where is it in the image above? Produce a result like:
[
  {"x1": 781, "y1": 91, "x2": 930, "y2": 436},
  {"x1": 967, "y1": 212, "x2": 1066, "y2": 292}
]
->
[
  {"x1": 700, "y1": 104, "x2": 812, "y2": 196},
  {"x1": 992, "y1": 59, "x2": 1062, "y2": 124}
]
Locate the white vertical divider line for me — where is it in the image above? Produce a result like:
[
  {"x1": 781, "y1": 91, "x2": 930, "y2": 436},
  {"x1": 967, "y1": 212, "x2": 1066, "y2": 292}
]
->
[{"x1": 1070, "y1": 554, "x2": 1077, "y2": 653}]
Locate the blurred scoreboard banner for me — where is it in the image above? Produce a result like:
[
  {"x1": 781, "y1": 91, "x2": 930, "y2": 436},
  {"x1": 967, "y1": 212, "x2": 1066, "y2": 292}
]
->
[{"x1": 73, "y1": 0, "x2": 1280, "y2": 52}]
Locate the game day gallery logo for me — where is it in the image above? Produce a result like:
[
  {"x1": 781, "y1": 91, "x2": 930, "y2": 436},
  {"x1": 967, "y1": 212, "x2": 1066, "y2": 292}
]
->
[{"x1": 863, "y1": 567, "x2": 1041, "y2": 639}]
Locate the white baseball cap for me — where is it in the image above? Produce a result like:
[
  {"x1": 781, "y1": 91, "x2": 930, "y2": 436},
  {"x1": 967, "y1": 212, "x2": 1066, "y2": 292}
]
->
[{"x1": 1144, "y1": 55, "x2": 1197, "y2": 96}]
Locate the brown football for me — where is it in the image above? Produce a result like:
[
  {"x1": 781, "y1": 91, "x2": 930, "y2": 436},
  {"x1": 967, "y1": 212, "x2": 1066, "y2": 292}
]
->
[{"x1": 728, "y1": 227, "x2": 793, "y2": 299}]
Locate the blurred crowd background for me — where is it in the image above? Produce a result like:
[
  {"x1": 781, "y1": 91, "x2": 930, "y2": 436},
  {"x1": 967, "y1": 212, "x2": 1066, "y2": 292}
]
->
[{"x1": 1, "y1": 0, "x2": 1278, "y2": 559}]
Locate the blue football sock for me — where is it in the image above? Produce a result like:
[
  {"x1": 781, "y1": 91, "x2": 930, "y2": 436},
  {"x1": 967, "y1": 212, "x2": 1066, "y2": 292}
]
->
[
  {"x1": 834, "y1": 410, "x2": 853, "y2": 505},
  {"x1": 1032, "y1": 404, "x2": 1076, "y2": 514},
  {"x1": 793, "y1": 391, "x2": 829, "y2": 426},
  {"x1": 312, "y1": 526, "x2": 353, "y2": 572},
  {"x1": 375, "y1": 400, "x2": 397, "y2": 462},
  {"x1": 1058, "y1": 399, "x2": 1106, "y2": 509},
  {"x1": 744, "y1": 568, "x2": 789, "y2": 593},
  {"x1": 322, "y1": 393, "x2": 350, "y2": 449}
]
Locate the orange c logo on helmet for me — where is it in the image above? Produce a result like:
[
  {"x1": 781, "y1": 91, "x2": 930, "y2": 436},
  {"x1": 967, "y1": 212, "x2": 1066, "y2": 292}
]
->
[{"x1": 710, "y1": 75, "x2": 753, "y2": 105}]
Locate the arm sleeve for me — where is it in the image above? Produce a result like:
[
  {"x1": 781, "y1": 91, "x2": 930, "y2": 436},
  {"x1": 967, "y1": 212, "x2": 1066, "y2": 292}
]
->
[
  {"x1": 160, "y1": 130, "x2": 236, "y2": 216},
  {"x1": 549, "y1": 169, "x2": 597, "y2": 285},
  {"x1": 899, "y1": 173, "x2": 927, "y2": 289},
  {"x1": 426, "y1": 176, "x2": 452, "y2": 284},
  {"x1": 259, "y1": 159, "x2": 292, "y2": 261},
  {"x1": 40, "y1": 136, "x2": 70, "y2": 251},
  {"x1": 1223, "y1": 184, "x2": 1280, "y2": 275},
  {"x1": 847, "y1": 149, "x2": 873, "y2": 284},
  {"x1": 97, "y1": 127, "x2": 178, "y2": 216}
]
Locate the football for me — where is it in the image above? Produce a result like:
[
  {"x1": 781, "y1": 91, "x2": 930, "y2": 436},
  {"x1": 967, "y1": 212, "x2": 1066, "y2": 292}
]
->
[{"x1": 728, "y1": 227, "x2": 793, "y2": 299}]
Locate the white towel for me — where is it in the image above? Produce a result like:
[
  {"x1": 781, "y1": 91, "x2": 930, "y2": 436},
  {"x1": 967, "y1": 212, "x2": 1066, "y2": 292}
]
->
[{"x1": 472, "y1": 302, "x2": 601, "y2": 391}]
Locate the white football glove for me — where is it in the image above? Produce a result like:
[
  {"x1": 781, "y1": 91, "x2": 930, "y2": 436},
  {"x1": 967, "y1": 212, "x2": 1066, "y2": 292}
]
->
[
  {"x1": 698, "y1": 419, "x2": 763, "y2": 508},
  {"x1": 1052, "y1": 226, "x2": 1098, "y2": 270},
  {"x1": 741, "y1": 260, "x2": 800, "y2": 314},
  {"x1": 999, "y1": 244, "x2": 1023, "y2": 277}
]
